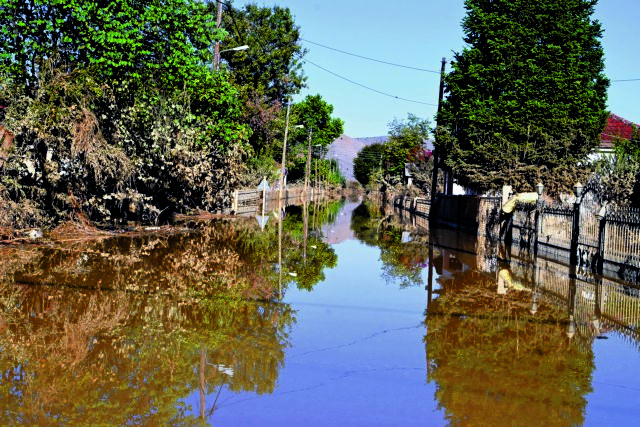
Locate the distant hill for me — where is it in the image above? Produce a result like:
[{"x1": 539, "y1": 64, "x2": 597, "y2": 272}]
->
[{"x1": 327, "y1": 134, "x2": 389, "y2": 181}]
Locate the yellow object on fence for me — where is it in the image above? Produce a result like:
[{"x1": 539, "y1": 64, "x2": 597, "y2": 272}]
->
[{"x1": 502, "y1": 192, "x2": 539, "y2": 214}]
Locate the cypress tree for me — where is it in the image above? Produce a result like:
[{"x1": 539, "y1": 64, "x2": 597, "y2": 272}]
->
[{"x1": 439, "y1": 0, "x2": 609, "y2": 194}]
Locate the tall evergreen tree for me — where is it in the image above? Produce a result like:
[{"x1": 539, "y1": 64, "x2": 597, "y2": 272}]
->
[{"x1": 439, "y1": 0, "x2": 609, "y2": 194}]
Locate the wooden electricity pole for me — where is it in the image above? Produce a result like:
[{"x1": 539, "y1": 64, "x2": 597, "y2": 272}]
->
[
  {"x1": 430, "y1": 57, "x2": 447, "y2": 207},
  {"x1": 304, "y1": 128, "x2": 313, "y2": 196},
  {"x1": 213, "y1": 1, "x2": 223, "y2": 71}
]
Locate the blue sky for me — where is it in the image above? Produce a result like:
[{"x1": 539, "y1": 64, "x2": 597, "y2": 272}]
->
[{"x1": 232, "y1": 0, "x2": 640, "y2": 138}]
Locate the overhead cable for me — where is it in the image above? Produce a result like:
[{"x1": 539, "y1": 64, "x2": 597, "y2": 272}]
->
[
  {"x1": 611, "y1": 78, "x2": 640, "y2": 82},
  {"x1": 304, "y1": 59, "x2": 439, "y2": 107},
  {"x1": 301, "y1": 38, "x2": 441, "y2": 74}
]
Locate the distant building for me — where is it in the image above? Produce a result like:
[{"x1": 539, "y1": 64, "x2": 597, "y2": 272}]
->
[{"x1": 598, "y1": 113, "x2": 639, "y2": 156}]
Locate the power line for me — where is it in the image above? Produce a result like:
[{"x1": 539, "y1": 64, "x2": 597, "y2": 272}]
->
[
  {"x1": 302, "y1": 38, "x2": 441, "y2": 74},
  {"x1": 304, "y1": 59, "x2": 439, "y2": 107},
  {"x1": 611, "y1": 78, "x2": 640, "y2": 82}
]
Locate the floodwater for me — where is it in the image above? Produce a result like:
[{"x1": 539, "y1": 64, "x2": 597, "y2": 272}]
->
[{"x1": 1, "y1": 199, "x2": 640, "y2": 426}]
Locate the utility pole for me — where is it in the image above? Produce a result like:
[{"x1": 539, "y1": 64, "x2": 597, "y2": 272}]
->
[
  {"x1": 430, "y1": 57, "x2": 447, "y2": 207},
  {"x1": 279, "y1": 103, "x2": 291, "y2": 202},
  {"x1": 213, "y1": 0, "x2": 223, "y2": 71},
  {"x1": 304, "y1": 128, "x2": 313, "y2": 196}
]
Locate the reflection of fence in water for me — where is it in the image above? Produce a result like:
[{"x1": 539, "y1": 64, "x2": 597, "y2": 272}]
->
[
  {"x1": 510, "y1": 255, "x2": 640, "y2": 342},
  {"x1": 600, "y1": 277, "x2": 640, "y2": 327}
]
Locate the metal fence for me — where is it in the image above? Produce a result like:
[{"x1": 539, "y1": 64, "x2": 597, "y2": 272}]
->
[
  {"x1": 232, "y1": 186, "x2": 329, "y2": 216},
  {"x1": 511, "y1": 198, "x2": 640, "y2": 282}
]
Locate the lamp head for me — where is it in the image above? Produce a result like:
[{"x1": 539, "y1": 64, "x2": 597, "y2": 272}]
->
[
  {"x1": 535, "y1": 182, "x2": 544, "y2": 196},
  {"x1": 573, "y1": 182, "x2": 584, "y2": 199}
]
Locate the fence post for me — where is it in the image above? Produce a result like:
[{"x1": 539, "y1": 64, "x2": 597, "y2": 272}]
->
[
  {"x1": 570, "y1": 183, "x2": 583, "y2": 266},
  {"x1": 232, "y1": 190, "x2": 238, "y2": 212},
  {"x1": 596, "y1": 203, "x2": 607, "y2": 275}
]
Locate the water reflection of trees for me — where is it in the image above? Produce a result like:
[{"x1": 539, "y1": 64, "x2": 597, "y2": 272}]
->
[
  {"x1": 0, "y1": 284, "x2": 294, "y2": 425},
  {"x1": 425, "y1": 268, "x2": 594, "y2": 427},
  {"x1": 351, "y1": 201, "x2": 429, "y2": 287},
  {"x1": 7, "y1": 201, "x2": 340, "y2": 299},
  {"x1": 0, "y1": 200, "x2": 341, "y2": 424},
  {"x1": 278, "y1": 202, "x2": 338, "y2": 291}
]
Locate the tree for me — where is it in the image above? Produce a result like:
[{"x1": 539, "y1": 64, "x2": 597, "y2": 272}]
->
[
  {"x1": 222, "y1": 3, "x2": 306, "y2": 155},
  {"x1": 0, "y1": 0, "x2": 251, "y2": 226},
  {"x1": 284, "y1": 94, "x2": 344, "y2": 183},
  {"x1": 353, "y1": 114, "x2": 432, "y2": 189},
  {"x1": 0, "y1": 0, "x2": 224, "y2": 94},
  {"x1": 353, "y1": 143, "x2": 384, "y2": 186},
  {"x1": 439, "y1": 0, "x2": 609, "y2": 194},
  {"x1": 383, "y1": 114, "x2": 432, "y2": 185},
  {"x1": 223, "y1": 3, "x2": 306, "y2": 105}
]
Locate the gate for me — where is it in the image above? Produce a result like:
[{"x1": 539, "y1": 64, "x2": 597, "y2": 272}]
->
[{"x1": 577, "y1": 190, "x2": 604, "y2": 269}]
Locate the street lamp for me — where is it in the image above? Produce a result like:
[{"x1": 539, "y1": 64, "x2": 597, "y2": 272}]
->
[
  {"x1": 219, "y1": 45, "x2": 249, "y2": 54},
  {"x1": 214, "y1": 45, "x2": 249, "y2": 71},
  {"x1": 573, "y1": 182, "x2": 584, "y2": 200}
]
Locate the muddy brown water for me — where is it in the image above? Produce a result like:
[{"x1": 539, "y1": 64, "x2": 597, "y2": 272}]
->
[{"x1": 0, "y1": 199, "x2": 639, "y2": 426}]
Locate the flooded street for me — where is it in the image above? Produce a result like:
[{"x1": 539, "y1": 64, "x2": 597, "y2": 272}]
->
[{"x1": 1, "y1": 199, "x2": 640, "y2": 426}]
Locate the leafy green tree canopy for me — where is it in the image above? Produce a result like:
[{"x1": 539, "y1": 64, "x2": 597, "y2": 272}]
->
[
  {"x1": 384, "y1": 114, "x2": 432, "y2": 181},
  {"x1": 223, "y1": 3, "x2": 306, "y2": 104},
  {"x1": 281, "y1": 94, "x2": 344, "y2": 182},
  {"x1": 0, "y1": 0, "x2": 222, "y2": 94},
  {"x1": 353, "y1": 143, "x2": 384, "y2": 186},
  {"x1": 439, "y1": 0, "x2": 609, "y2": 194},
  {"x1": 292, "y1": 94, "x2": 344, "y2": 147}
]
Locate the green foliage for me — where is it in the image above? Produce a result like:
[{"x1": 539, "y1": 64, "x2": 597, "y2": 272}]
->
[
  {"x1": 440, "y1": 0, "x2": 609, "y2": 193},
  {"x1": 221, "y1": 3, "x2": 306, "y2": 156},
  {"x1": 353, "y1": 114, "x2": 432, "y2": 190},
  {"x1": 281, "y1": 94, "x2": 344, "y2": 183},
  {"x1": 292, "y1": 94, "x2": 344, "y2": 147},
  {"x1": 0, "y1": 1, "x2": 254, "y2": 226},
  {"x1": 354, "y1": 143, "x2": 384, "y2": 186},
  {"x1": 223, "y1": 3, "x2": 307, "y2": 104},
  {"x1": 1, "y1": 58, "x2": 249, "y2": 225},
  {"x1": 384, "y1": 114, "x2": 432, "y2": 186},
  {"x1": 0, "y1": 0, "x2": 221, "y2": 93}
]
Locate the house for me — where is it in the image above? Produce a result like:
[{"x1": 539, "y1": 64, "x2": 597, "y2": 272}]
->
[{"x1": 598, "y1": 113, "x2": 639, "y2": 156}]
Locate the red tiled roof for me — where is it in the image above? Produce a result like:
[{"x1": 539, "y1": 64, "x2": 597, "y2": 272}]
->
[{"x1": 600, "y1": 113, "x2": 638, "y2": 148}]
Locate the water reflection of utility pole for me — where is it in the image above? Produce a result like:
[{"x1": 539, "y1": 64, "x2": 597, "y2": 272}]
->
[
  {"x1": 303, "y1": 201, "x2": 308, "y2": 264},
  {"x1": 427, "y1": 241, "x2": 434, "y2": 310},
  {"x1": 200, "y1": 347, "x2": 206, "y2": 421},
  {"x1": 278, "y1": 193, "x2": 283, "y2": 299}
]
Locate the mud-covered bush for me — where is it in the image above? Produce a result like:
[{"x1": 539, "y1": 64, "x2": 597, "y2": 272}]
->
[
  {"x1": 1, "y1": 63, "x2": 133, "y2": 225},
  {"x1": 0, "y1": 58, "x2": 250, "y2": 228}
]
